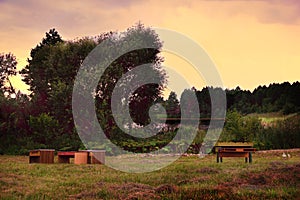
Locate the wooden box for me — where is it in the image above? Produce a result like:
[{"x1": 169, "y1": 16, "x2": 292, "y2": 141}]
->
[{"x1": 29, "y1": 149, "x2": 55, "y2": 164}]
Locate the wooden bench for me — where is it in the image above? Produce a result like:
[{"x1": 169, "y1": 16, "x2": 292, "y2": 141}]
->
[
  {"x1": 214, "y1": 142, "x2": 256, "y2": 163},
  {"x1": 217, "y1": 147, "x2": 256, "y2": 163},
  {"x1": 57, "y1": 151, "x2": 76, "y2": 163},
  {"x1": 29, "y1": 149, "x2": 55, "y2": 164},
  {"x1": 57, "y1": 150, "x2": 105, "y2": 164}
]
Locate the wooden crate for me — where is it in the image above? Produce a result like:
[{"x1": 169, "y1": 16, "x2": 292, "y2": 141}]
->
[
  {"x1": 74, "y1": 152, "x2": 88, "y2": 164},
  {"x1": 29, "y1": 149, "x2": 55, "y2": 164},
  {"x1": 79, "y1": 150, "x2": 106, "y2": 164},
  {"x1": 89, "y1": 150, "x2": 105, "y2": 164}
]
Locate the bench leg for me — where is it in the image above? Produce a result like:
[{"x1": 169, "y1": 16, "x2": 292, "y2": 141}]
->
[
  {"x1": 245, "y1": 157, "x2": 248, "y2": 163},
  {"x1": 217, "y1": 153, "x2": 223, "y2": 163},
  {"x1": 249, "y1": 152, "x2": 252, "y2": 163}
]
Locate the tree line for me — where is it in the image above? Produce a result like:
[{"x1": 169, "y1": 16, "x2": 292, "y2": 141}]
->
[{"x1": 0, "y1": 25, "x2": 299, "y2": 155}]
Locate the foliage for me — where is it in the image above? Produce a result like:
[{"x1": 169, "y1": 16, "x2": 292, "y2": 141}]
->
[
  {"x1": 1, "y1": 24, "x2": 168, "y2": 154},
  {"x1": 230, "y1": 82, "x2": 300, "y2": 114},
  {"x1": 20, "y1": 29, "x2": 63, "y2": 109},
  {"x1": 256, "y1": 114, "x2": 300, "y2": 150},
  {"x1": 220, "y1": 110, "x2": 262, "y2": 142},
  {"x1": 0, "y1": 92, "x2": 31, "y2": 154},
  {"x1": 164, "y1": 91, "x2": 180, "y2": 119},
  {"x1": 95, "y1": 23, "x2": 166, "y2": 136},
  {"x1": 29, "y1": 113, "x2": 61, "y2": 148},
  {"x1": 1, "y1": 25, "x2": 299, "y2": 155},
  {"x1": 0, "y1": 52, "x2": 17, "y2": 95}
]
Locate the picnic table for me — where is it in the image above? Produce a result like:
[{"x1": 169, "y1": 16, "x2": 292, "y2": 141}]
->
[{"x1": 214, "y1": 142, "x2": 256, "y2": 163}]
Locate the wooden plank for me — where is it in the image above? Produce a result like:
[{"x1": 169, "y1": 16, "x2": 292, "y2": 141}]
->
[
  {"x1": 215, "y1": 142, "x2": 254, "y2": 147},
  {"x1": 57, "y1": 151, "x2": 76, "y2": 156},
  {"x1": 219, "y1": 148, "x2": 256, "y2": 152},
  {"x1": 219, "y1": 152, "x2": 249, "y2": 157},
  {"x1": 74, "y1": 152, "x2": 88, "y2": 164},
  {"x1": 29, "y1": 151, "x2": 40, "y2": 157},
  {"x1": 40, "y1": 150, "x2": 54, "y2": 163}
]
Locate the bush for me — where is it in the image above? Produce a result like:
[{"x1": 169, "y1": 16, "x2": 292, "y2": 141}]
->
[
  {"x1": 220, "y1": 110, "x2": 262, "y2": 142},
  {"x1": 261, "y1": 114, "x2": 300, "y2": 149}
]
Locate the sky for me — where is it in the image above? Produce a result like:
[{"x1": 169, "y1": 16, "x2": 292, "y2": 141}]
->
[{"x1": 0, "y1": 0, "x2": 299, "y2": 95}]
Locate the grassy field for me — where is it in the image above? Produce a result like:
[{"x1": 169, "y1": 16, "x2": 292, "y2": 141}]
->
[
  {"x1": 0, "y1": 150, "x2": 299, "y2": 200},
  {"x1": 248, "y1": 112, "x2": 297, "y2": 124}
]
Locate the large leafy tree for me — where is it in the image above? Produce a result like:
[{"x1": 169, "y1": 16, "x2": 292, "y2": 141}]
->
[
  {"x1": 20, "y1": 30, "x2": 102, "y2": 149},
  {"x1": 20, "y1": 28, "x2": 63, "y2": 112},
  {"x1": 20, "y1": 24, "x2": 167, "y2": 150},
  {"x1": 0, "y1": 53, "x2": 32, "y2": 154},
  {"x1": 93, "y1": 23, "x2": 167, "y2": 141},
  {"x1": 46, "y1": 38, "x2": 99, "y2": 144}
]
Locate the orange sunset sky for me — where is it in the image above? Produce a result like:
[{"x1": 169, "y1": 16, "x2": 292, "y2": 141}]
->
[{"x1": 0, "y1": 0, "x2": 299, "y2": 95}]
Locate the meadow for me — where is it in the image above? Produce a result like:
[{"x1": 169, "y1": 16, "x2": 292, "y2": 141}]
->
[
  {"x1": 248, "y1": 112, "x2": 298, "y2": 125},
  {"x1": 1, "y1": 149, "x2": 299, "y2": 200}
]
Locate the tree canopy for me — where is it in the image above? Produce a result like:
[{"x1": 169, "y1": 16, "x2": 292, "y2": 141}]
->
[{"x1": 0, "y1": 53, "x2": 17, "y2": 96}]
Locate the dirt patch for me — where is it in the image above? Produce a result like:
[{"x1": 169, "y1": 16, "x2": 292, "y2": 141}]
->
[
  {"x1": 218, "y1": 162, "x2": 300, "y2": 197},
  {"x1": 180, "y1": 186, "x2": 233, "y2": 200},
  {"x1": 110, "y1": 182, "x2": 155, "y2": 193},
  {"x1": 247, "y1": 174, "x2": 267, "y2": 185},
  {"x1": 155, "y1": 184, "x2": 178, "y2": 194},
  {"x1": 108, "y1": 182, "x2": 160, "y2": 200},
  {"x1": 69, "y1": 192, "x2": 99, "y2": 200},
  {"x1": 0, "y1": 173, "x2": 28, "y2": 194},
  {"x1": 69, "y1": 182, "x2": 159, "y2": 200},
  {"x1": 178, "y1": 176, "x2": 211, "y2": 185},
  {"x1": 196, "y1": 167, "x2": 220, "y2": 174},
  {"x1": 263, "y1": 162, "x2": 300, "y2": 186},
  {"x1": 222, "y1": 162, "x2": 300, "y2": 190},
  {"x1": 125, "y1": 191, "x2": 160, "y2": 200}
]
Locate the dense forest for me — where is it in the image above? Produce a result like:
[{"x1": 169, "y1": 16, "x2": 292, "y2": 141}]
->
[
  {"x1": 194, "y1": 81, "x2": 300, "y2": 118},
  {"x1": 0, "y1": 26, "x2": 299, "y2": 155}
]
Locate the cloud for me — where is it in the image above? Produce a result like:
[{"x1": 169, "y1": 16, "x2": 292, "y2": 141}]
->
[
  {"x1": 183, "y1": 0, "x2": 300, "y2": 25},
  {"x1": 256, "y1": 0, "x2": 300, "y2": 24},
  {"x1": 222, "y1": 0, "x2": 300, "y2": 25}
]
